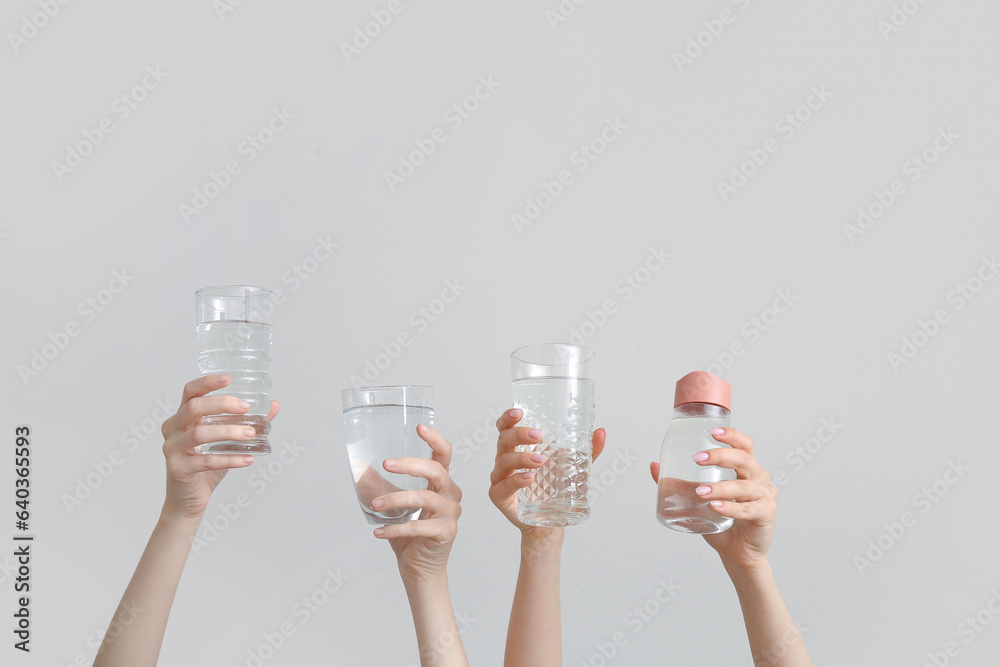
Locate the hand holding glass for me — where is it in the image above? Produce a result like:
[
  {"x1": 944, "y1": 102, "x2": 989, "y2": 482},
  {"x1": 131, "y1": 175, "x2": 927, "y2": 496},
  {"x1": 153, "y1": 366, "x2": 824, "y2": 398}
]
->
[
  {"x1": 342, "y1": 386, "x2": 433, "y2": 526},
  {"x1": 195, "y1": 285, "x2": 273, "y2": 455}
]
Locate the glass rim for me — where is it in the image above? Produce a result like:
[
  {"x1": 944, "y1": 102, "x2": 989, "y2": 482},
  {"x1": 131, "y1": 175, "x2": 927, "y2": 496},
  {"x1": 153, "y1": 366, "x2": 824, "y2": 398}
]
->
[
  {"x1": 510, "y1": 343, "x2": 596, "y2": 365},
  {"x1": 196, "y1": 285, "x2": 273, "y2": 298},
  {"x1": 341, "y1": 384, "x2": 433, "y2": 395},
  {"x1": 342, "y1": 385, "x2": 434, "y2": 411}
]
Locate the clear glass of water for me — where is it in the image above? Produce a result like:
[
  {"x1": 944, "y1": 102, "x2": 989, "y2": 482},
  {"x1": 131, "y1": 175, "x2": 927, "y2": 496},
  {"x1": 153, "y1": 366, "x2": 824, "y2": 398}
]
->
[
  {"x1": 195, "y1": 286, "x2": 273, "y2": 455},
  {"x1": 511, "y1": 344, "x2": 596, "y2": 527},
  {"x1": 342, "y1": 386, "x2": 433, "y2": 526}
]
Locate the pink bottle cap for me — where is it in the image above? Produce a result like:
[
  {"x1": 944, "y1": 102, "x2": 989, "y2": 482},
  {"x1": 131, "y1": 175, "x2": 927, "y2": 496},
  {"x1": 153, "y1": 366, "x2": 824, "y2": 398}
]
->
[{"x1": 674, "y1": 371, "x2": 731, "y2": 411}]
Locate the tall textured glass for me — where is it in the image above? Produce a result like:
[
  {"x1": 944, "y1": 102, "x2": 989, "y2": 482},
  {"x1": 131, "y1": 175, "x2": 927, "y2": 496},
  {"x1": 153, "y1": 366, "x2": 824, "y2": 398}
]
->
[
  {"x1": 511, "y1": 343, "x2": 596, "y2": 527},
  {"x1": 195, "y1": 286, "x2": 273, "y2": 455},
  {"x1": 342, "y1": 386, "x2": 433, "y2": 526}
]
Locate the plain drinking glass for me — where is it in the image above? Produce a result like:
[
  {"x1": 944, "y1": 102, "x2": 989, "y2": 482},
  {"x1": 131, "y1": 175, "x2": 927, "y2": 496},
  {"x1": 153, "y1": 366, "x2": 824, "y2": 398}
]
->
[
  {"x1": 511, "y1": 343, "x2": 596, "y2": 527},
  {"x1": 195, "y1": 285, "x2": 273, "y2": 455},
  {"x1": 342, "y1": 386, "x2": 433, "y2": 526}
]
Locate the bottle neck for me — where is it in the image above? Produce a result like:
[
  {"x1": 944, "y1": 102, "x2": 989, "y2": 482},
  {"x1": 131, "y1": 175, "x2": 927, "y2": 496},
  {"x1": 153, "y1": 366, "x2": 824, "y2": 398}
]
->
[{"x1": 673, "y1": 402, "x2": 730, "y2": 418}]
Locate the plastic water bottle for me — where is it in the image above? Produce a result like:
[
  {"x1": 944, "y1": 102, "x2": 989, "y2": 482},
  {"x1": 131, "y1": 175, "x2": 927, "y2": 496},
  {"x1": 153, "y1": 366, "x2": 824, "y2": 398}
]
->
[
  {"x1": 656, "y1": 371, "x2": 735, "y2": 534},
  {"x1": 195, "y1": 286, "x2": 273, "y2": 455}
]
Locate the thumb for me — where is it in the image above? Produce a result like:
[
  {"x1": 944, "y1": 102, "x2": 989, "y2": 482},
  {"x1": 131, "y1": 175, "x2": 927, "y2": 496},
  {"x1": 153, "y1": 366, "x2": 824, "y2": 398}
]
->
[{"x1": 591, "y1": 427, "x2": 606, "y2": 462}]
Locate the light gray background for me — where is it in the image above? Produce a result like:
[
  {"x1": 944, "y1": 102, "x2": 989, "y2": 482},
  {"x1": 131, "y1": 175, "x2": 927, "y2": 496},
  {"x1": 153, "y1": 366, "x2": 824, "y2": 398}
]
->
[{"x1": 3, "y1": 1, "x2": 998, "y2": 665}]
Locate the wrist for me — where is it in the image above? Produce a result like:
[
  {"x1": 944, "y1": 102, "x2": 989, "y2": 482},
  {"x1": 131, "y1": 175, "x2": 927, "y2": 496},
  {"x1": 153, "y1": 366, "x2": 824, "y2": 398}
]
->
[
  {"x1": 519, "y1": 527, "x2": 563, "y2": 562},
  {"x1": 158, "y1": 506, "x2": 204, "y2": 532},
  {"x1": 399, "y1": 563, "x2": 450, "y2": 589},
  {"x1": 400, "y1": 570, "x2": 452, "y2": 615},
  {"x1": 519, "y1": 526, "x2": 564, "y2": 546},
  {"x1": 723, "y1": 557, "x2": 773, "y2": 591}
]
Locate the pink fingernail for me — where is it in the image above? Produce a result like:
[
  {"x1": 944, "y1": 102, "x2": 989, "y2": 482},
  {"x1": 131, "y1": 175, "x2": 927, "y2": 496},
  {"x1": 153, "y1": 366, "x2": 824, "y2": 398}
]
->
[
  {"x1": 510, "y1": 409, "x2": 522, "y2": 419},
  {"x1": 710, "y1": 428, "x2": 726, "y2": 436},
  {"x1": 385, "y1": 458, "x2": 398, "y2": 468},
  {"x1": 521, "y1": 471, "x2": 533, "y2": 479},
  {"x1": 238, "y1": 400, "x2": 251, "y2": 410},
  {"x1": 527, "y1": 429, "x2": 542, "y2": 439},
  {"x1": 242, "y1": 456, "x2": 254, "y2": 465},
  {"x1": 242, "y1": 428, "x2": 256, "y2": 437},
  {"x1": 371, "y1": 498, "x2": 384, "y2": 510},
  {"x1": 710, "y1": 500, "x2": 724, "y2": 508},
  {"x1": 374, "y1": 528, "x2": 385, "y2": 537},
  {"x1": 693, "y1": 452, "x2": 710, "y2": 463},
  {"x1": 530, "y1": 454, "x2": 545, "y2": 463},
  {"x1": 695, "y1": 485, "x2": 712, "y2": 496}
]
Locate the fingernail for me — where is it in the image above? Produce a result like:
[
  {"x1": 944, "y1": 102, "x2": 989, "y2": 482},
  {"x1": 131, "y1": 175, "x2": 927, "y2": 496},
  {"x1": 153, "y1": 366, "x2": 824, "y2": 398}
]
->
[
  {"x1": 238, "y1": 400, "x2": 251, "y2": 410},
  {"x1": 710, "y1": 428, "x2": 726, "y2": 436},
  {"x1": 219, "y1": 374, "x2": 230, "y2": 383},
  {"x1": 510, "y1": 409, "x2": 522, "y2": 419},
  {"x1": 385, "y1": 458, "x2": 397, "y2": 468},
  {"x1": 710, "y1": 500, "x2": 724, "y2": 508},
  {"x1": 242, "y1": 428, "x2": 256, "y2": 437},
  {"x1": 371, "y1": 498, "x2": 384, "y2": 510},
  {"x1": 693, "y1": 452, "x2": 710, "y2": 463},
  {"x1": 530, "y1": 454, "x2": 545, "y2": 463},
  {"x1": 695, "y1": 485, "x2": 712, "y2": 496},
  {"x1": 528, "y1": 429, "x2": 542, "y2": 439},
  {"x1": 521, "y1": 471, "x2": 533, "y2": 479},
  {"x1": 374, "y1": 528, "x2": 385, "y2": 537},
  {"x1": 242, "y1": 456, "x2": 254, "y2": 465}
]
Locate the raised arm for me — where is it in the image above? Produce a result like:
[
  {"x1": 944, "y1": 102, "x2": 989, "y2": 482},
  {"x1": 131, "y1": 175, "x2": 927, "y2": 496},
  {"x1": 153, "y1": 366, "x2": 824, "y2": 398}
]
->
[
  {"x1": 650, "y1": 427, "x2": 811, "y2": 666},
  {"x1": 489, "y1": 408, "x2": 606, "y2": 667},
  {"x1": 94, "y1": 375, "x2": 278, "y2": 666},
  {"x1": 373, "y1": 423, "x2": 469, "y2": 667}
]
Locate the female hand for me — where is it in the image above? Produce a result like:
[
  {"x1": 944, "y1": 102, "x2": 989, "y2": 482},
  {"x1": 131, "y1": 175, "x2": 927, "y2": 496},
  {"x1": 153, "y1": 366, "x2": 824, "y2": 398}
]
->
[
  {"x1": 489, "y1": 408, "x2": 606, "y2": 542},
  {"x1": 650, "y1": 427, "x2": 776, "y2": 572},
  {"x1": 491, "y1": 410, "x2": 606, "y2": 667},
  {"x1": 372, "y1": 424, "x2": 463, "y2": 583},
  {"x1": 93, "y1": 374, "x2": 280, "y2": 667},
  {"x1": 159, "y1": 374, "x2": 279, "y2": 521}
]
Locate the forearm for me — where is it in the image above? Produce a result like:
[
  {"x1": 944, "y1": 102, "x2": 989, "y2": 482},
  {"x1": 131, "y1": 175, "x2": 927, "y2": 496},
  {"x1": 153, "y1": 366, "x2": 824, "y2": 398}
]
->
[
  {"x1": 94, "y1": 510, "x2": 201, "y2": 667},
  {"x1": 724, "y1": 560, "x2": 812, "y2": 667},
  {"x1": 504, "y1": 530, "x2": 564, "y2": 667},
  {"x1": 402, "y1": 573, "x2": 469, "y2": 667}
]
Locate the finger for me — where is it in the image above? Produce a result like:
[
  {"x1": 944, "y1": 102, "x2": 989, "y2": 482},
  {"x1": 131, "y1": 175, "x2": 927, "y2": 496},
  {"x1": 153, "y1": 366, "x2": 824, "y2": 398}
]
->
[
  {"x1": 489, "y1": 451, "x2": 546, "y2": 484},
  {"x1": 371, "y1": 489, "x2": 459, "y2": 520},
  {"x1": 592, "y1": 427, "x2": 606, "y2": 462},
  {"x1": 707, "y1": 498, "x2": 775, "y2": 524},
  {"x1": 693, "y1": 447, "x2": 768, "y2": 483},
  {"x1": 171, "y1": 453, "x2": 254, "y2": 477},
  {"x1": 162, "y1": 394, "x2": 249, "y2": 439},
  {"x1": 267, "y1": 400, "x2": 280, "y2": 421},
  {"x1": 496, "y1": 407, "x2": 524, "y2": 433},
  {"x1": 488, "y1": 471, "x2": 536, "y2": 506},
  {"x1": 374, "y1": 517, "x2": 457, "y2": 542},
  {"x1": 416, "y1": 424, "x2": 453, "y2": 470},
  {"x1": 178, "y1": 395, "x2": 252, "y2": 427},
  {"x1": 180, "y1": 374, "x2": 230, "y2": 405},
  {"x1": 692, "y1": 479, "x2": 772, "y2": 503},
  {"x1": 164, "y1": 424, "x2": 257, "y2": 457},
  {"x1": 384, "y1": 456, "x2": 453, "y2": 495},
  {"x1": 498, "y1": 426, "x2": 543, "y2": 454},
  {"x1": 649, "y1": 461, "x2": 660, "y2": 483},
  {"x1": 710, "y1": 427, "x2": 753, "y2": 455}
]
